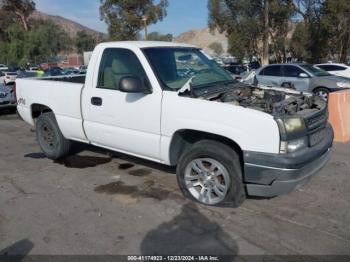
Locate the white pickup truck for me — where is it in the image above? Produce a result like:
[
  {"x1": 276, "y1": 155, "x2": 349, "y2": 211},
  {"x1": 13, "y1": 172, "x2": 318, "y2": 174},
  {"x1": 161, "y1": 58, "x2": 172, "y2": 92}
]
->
[{"x1": 16, "y1": 41, "x2": 333, "y2": 207}]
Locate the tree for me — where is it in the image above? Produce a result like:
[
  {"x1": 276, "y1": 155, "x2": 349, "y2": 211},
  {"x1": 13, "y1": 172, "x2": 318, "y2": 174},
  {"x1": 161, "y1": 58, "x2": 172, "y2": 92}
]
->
[
  {"x1": 268, "y1": 0, "x2": 294, "y2": 63},
  {"x1": 290, "y1": 0, "x2": 327, "y2": 63},
  {"x1": 147, "y1": 31, "x2": 173, "y2": 41},
  {"x1": 75, "y1": 30, "x2": 97, "y2": 54},
  {"x1": 320, "y1": 0, "x2": 350, "y2": 63},
  {"x1": 0, "y1": 20, "x2": 73, "y2": 66},
  {"x1": 208, "y1": 0, "x2": 294, "y2": 64},
  {"x1": 208, "y1": 42, "x2": 224, "y2": 56},
  {"x1": 2, "y1": 0, "x2": 35, "y2": 31},
  {"x1": 100, "y1": 0, "x2": 169, "y2": 41},
  {"x1": 208, "y1": 0, "x2": 262, "y2": 62},
  {"x1": 0, "y1": 24, "x2": 26, "y2": 65},
  {"x1": 290, "y1": 22, "x2": 309, "y2": 61},
  {"x1": 0, "y1": 7, "x2": 17, "y2": 40}
]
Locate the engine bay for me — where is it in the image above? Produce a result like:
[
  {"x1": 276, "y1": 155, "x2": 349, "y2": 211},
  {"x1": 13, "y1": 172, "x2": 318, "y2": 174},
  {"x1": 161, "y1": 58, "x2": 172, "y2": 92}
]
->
[{"x1": 203, "y1": 85, "x2": 326, "y2": 117}]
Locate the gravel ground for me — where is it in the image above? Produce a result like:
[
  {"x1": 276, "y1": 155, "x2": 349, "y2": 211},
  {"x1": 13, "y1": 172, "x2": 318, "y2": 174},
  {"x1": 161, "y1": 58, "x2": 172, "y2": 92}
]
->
[{"x1": 0, "y1": 111, "x2": 349, "y2": 258}]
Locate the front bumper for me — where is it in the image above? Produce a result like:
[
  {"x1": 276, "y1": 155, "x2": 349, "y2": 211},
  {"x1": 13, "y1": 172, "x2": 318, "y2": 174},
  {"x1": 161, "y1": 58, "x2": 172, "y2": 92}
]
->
[
  {"x1": 0, "y1": 94, "x2": 16, "y2": 108},
  {"x1": 0, "y1": 99, "x2": 16, "y2": 108},
  {"x1": 243, "y1": 124, "x2": 333, "y2": 197}
]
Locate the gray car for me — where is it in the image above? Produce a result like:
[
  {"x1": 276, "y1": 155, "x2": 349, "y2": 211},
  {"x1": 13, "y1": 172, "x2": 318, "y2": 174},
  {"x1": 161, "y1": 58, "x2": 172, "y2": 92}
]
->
[
  {"x1": 256, "y1": 63, "x2": 350, "y2": 100},
  {"x1": 0, "y1": 84, "x2": 16, "y2": 109}
]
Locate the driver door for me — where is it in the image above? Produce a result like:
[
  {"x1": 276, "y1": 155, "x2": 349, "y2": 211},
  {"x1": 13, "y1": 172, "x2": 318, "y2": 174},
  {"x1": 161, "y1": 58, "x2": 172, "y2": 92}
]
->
[{"x1": 82, "y1": 48, "x2": 162, "y2": 161}]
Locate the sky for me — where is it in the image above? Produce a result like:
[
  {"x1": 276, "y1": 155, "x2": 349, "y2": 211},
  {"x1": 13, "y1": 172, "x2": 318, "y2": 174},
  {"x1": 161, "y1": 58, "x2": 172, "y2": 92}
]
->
[{"x1": 34, "y1": 0, "x2": 209, "y2": 36}]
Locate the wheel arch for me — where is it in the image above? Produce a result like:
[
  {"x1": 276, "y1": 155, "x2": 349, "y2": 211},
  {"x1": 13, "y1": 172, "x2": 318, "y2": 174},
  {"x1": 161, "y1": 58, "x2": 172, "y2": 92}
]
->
[
  {"x1": 168, "y1": 129, "x2": 243, "y2": 167},
  {"x1": 312, "y1": 86, "x2": 330, "y2": 92},
  {"x1": 31, "y1": 103, "x2": 54, "y2": 120}
]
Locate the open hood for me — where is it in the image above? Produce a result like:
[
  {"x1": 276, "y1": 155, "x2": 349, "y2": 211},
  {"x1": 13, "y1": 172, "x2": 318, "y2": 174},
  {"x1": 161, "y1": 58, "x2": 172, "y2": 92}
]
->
[{"x1": 189, "y1": 83, "x2": 326, "y2": 117}]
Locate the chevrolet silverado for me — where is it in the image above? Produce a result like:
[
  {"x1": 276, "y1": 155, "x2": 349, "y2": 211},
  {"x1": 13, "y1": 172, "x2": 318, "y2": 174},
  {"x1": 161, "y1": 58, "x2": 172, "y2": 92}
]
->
[{"x1": 16, "y1": 41, "x2": 333, "y2": 207}]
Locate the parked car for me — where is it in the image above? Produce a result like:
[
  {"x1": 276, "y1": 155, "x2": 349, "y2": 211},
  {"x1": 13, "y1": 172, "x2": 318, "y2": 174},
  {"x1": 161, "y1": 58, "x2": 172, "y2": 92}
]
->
[
  {"x1": 1, "y1": 72, "x2": 17, "y2": 85},
  {"x1": 29, "y1": 66, "x2": 40, "y2": 71},
  {"x1": 0, "y1": 84, "x2": 16, "y2": 108},
  {"x1": 16, "y1": 41, "x2": 333, "y2": 207},
  {"x1": 213, "y1": 57, "x2": 224, "y2": 66},
  {"x1": 0, "y1": 64, "x2": 8, "y2": 71},
  {"x1": 17, "y1": 71, "x2": 37, "y2": 79},
  {"x1": 315, "y1": 63, "x2": 350, "y2": 78},
  {"x1": 249, "y1": 61, "x2": 261, "y2": 70},
  {"x1": 79, "y1": 65, "x2": 88, "y2": 74},
  {"x1": 223, "y1": 64, "x2": 248, "y2": 80},
  {"x1": 256, "y1": 63, "x2": 350, "y2": 101},
  {"x1": 8, "y1": 66, "x2": 21, "y2": 72},
  {"x1": 44, "y1": 67, "x2": 63, "y2": 77},
  {"x1": 62, "y1": 67, "x2": 80, "y2": 75}
]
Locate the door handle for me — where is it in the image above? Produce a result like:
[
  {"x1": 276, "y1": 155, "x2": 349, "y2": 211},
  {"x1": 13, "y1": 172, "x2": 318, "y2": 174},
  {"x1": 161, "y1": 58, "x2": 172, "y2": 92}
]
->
[{"x1": 91, "y1": 97, "x2": 102, "y2": 106}]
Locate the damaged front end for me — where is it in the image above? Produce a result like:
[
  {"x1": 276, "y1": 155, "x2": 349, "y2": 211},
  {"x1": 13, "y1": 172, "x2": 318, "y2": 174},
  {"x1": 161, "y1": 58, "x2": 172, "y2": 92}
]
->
[
  {"x1": 194, "y1": 83, "x2": 330, "y2": 154},
  {"x1": 202, "y1": 85, "x2": 325, "y2": 118}
]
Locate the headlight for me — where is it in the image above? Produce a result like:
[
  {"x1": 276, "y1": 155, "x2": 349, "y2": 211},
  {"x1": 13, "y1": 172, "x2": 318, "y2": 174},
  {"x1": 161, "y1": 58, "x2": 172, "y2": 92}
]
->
[
  {"x1": 336, "y1": 82, "x2": 350, "y2": 88},
  {"x1": 284, "y1": 118, "x2": 306, "y2": 132},
  {"x1": 276, "y1": 117, "x2": 306, "y2": 137},
  {"x1": 276, "y1": 117, "x2": 308, "y2": 154},
  {"x1": 0, "y1": 92, "x2": 7, "y2": 98}
]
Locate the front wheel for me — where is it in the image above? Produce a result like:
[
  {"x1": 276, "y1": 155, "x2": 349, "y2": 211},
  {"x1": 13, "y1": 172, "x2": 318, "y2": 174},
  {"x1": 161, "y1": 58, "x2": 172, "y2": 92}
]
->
[
  {"x1": 314, "y1": 87, "x2": 330, "y2": 101},
  {"x1": 36, "y1": 112, "x2": 71, "y2": 160},
  {"x1": 176, "y1": 140, "x2": 245, "y2": 207}
]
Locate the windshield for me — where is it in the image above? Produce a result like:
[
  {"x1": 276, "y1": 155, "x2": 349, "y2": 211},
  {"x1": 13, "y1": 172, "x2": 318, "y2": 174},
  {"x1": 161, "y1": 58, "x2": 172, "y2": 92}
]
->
[
  {"x1": 300, "y1": 64, "x2": 331, "y2": 77},
  {"x1": 143, "y1": 47, "x2": 234, "y2": 90}
]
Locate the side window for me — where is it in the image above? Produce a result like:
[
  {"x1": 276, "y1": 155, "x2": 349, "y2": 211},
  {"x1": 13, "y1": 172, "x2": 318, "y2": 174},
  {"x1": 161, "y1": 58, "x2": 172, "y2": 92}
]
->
[
  {"x1": 329, "y1": 65, "x2": 346, "y2": 71},
  {"x1": 283, "y1": 65, "x2": 305, "y2": 77},
  {"x1": 97, "y1": 48, "x2": 149, "y2": 90},
  {"x1": 319, "y1": 65, "x2": 346, "y2": 71},
  {"x1": 260, "y1": 66, "x2": 282, "y2": 77},
  {"x1": 317, "y1": 65, "x2": 325, "y2": 71}
]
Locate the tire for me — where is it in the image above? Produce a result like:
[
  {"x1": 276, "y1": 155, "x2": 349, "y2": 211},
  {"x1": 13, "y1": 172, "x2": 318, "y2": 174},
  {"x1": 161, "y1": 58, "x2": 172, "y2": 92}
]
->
[
  {"x1": 176, "y1": 140, "x2": 245, "y2": 207},
  {"x1": 36, "y1": 112, "x2": 71, "y2": 160},
  {"x1": 313, "y1": 87, "x2": 330, "y2": 101}
]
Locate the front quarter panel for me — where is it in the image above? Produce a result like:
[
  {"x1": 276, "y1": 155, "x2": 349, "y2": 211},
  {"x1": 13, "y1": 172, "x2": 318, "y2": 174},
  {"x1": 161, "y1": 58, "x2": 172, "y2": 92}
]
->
[
  {"x1": 161, "y1": 91, "x2": 280, "y2": 163},
  {"x1": 311, "y1": 76, "x2": 350, "y2": 91}
]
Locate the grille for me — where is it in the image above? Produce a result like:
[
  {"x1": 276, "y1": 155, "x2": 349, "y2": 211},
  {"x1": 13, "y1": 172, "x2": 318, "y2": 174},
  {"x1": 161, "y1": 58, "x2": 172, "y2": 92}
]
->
[
  {"x1": 303, "y1": 107, "x2": 328, "y2": 147},
  {"x1": 304, "y1": 108, "x2": 328, "y2": 131},
  {"x1": 309, "y1": 128, "x2": 326, "y2": 147}
]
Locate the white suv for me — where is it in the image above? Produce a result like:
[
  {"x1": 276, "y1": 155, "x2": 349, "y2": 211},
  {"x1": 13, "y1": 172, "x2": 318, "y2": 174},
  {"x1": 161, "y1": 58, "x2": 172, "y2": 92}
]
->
[{"x1": 315, "y1": 63, "x2": 350, "y2": 78}]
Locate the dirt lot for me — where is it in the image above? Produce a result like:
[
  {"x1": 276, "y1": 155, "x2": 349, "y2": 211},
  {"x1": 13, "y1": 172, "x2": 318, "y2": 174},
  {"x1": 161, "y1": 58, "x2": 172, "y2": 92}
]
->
[{"x1": 0, "y1": 111, "x2": 350, "y2": 257}]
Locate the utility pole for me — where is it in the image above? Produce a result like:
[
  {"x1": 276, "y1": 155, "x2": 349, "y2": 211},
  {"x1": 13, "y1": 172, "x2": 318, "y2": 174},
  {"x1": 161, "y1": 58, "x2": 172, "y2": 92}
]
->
[{"x1": 142, "y1": 16, "x2": 148, "y2": 40}]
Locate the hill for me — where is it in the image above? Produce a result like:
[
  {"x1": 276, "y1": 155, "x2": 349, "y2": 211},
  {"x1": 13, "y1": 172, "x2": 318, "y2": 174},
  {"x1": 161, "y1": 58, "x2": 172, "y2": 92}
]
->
[
  {"x1": 29, "y1": 10, "x2": 105, "y2": 40},
  {"x1": 174, "y1": 28, "x2": 228, "y2": 54}
]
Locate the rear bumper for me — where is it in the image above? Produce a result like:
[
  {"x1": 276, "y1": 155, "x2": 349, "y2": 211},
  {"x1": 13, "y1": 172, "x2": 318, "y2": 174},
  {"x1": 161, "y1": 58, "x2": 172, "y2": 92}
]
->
[{"x1": 243, "y1": 124, "x2": 333, "y2": 197}]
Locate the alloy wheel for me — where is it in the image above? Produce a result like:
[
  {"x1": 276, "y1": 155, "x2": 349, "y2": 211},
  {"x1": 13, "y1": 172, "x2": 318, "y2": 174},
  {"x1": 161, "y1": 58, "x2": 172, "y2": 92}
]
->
[{"x1": 184, "y1": 158, "x2": 230, "y2": 205}]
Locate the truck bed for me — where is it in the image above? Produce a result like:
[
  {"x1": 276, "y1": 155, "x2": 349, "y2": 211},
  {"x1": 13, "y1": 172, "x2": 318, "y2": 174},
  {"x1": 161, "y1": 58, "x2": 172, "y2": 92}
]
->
[{"x1": 16, "y1": 77, "x2": 87, "y2": 143}]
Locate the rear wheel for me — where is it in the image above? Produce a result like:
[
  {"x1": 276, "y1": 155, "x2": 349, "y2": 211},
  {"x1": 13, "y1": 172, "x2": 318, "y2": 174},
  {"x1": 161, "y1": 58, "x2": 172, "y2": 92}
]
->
[
  {"x1": 313, "y1": 87, "x2": 330, "y2": 101},
  {"x1": 176, "y1": 140, "x2": 245, "y2": 207},
  {"x1": 36, "y1": 112, "x2": 71, "y2": 160}
]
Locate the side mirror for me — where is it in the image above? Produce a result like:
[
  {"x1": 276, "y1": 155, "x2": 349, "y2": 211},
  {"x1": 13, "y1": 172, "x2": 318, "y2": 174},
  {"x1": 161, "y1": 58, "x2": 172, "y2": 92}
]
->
[
  {"x1": 298, "y1": 73, "x2": 309, "y2": 78},
  {"x1": 119, "y1": 76, "x2": 151, "y2": 94}
]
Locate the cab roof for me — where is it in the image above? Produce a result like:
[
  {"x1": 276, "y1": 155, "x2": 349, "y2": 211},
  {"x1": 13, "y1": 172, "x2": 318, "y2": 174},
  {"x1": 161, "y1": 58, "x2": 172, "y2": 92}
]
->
[{"x1": 96, "y1": 41, "x2": 197, "y2": 49}]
